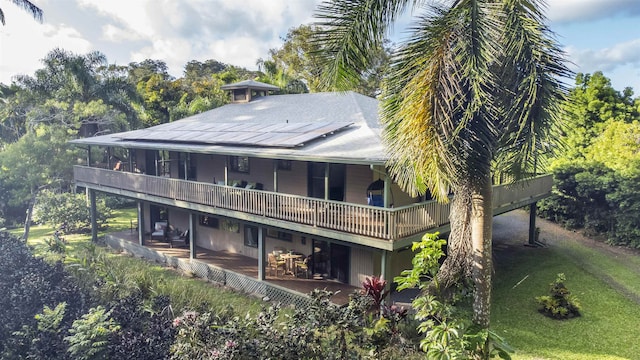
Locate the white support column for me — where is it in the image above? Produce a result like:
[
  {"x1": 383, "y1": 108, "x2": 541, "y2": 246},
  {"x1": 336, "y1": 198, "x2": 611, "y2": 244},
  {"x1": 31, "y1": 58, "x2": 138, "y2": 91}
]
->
[
  {"x1": 189, "y1": 212, "x2": 196, "y2": 260},
  {"x1": 224, "y1": 156, "x2": 228, "y2": 185},
  {"x1": 258, "y1": 227, "x2": 265, "y2": 280},
  {"x1": 324, "y1": 163, "x2": 330, "y2": 200},
  {"x1": 137, "y1": 201, "x2": 145, "y2": 246},
  {"x1": 273, "y1": 160, "x2": 278, "y2": 192}
]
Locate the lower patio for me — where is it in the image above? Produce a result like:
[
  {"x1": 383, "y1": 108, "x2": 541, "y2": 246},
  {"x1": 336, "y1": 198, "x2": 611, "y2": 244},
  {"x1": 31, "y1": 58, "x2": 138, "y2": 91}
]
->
[{"x1": 104, "y1": 230, "x2": 363, "y2": 306}]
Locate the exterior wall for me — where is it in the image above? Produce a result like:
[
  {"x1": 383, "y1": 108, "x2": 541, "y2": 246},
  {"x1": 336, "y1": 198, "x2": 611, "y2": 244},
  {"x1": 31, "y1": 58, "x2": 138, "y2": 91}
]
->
[
  {"x1": 345, "y1": 164, "x2": 373, "y2": 205},
  {"x1": 195, "y1": 154, "x2": 226, "y2": 184},
  {"x1": 277, "y1": 161, "x2": 308, "y2": 196},
  {"x1": 350, "y1": 246, "x2": 374, "y2": 286},
  {"x1": 390, "y1": 248, "x2": 415, "y2": 281},
  {"x1": 231, "y1": 157, "x2": 274, "y2": 191},
  {"x1": 389, "y1": 182, "x2": 421, "y2": 207},
  {"x1": 167, "y1": 208, "x2": 189, "y2": 231}
]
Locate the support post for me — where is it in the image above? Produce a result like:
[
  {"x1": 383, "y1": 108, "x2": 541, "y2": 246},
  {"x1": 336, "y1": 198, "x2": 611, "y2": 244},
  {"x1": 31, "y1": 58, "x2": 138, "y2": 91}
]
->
[
  {"x1": 381, "y1": 250, "x2": 391, "y2": 293},
  {"x1": 137, "y1": 201, "x2": 144, "y2": 246},
  {"x1": 189, "y1": 212, "x2": 196, "y2": 260},
  {"x1": 89, "y1": 189, "x2": 98, "y2": 243},
  {"x1": 383, "y1": 173, "x2": 391, "y2": 208},
  {"x1": 258, "y1": 227, "x2": 265, "y2": 280},
  {"x1": 528, "y1": 202, "x2": 537, "y2": 246},
  {"x1": 273, "y1": 160, "x2": 278, "y2": 192}
]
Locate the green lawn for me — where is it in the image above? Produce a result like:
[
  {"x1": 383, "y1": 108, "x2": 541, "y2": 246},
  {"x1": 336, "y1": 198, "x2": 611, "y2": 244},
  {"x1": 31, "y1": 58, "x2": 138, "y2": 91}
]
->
[{"x1": 492, "y1": 240, "x2": 640, "y2": 359}]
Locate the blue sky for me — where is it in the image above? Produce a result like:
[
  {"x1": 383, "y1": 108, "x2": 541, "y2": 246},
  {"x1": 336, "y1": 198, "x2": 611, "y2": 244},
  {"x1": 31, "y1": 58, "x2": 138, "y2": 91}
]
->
[{"x1": 1, "y1": 0, "x2": 639, "y2": 94}]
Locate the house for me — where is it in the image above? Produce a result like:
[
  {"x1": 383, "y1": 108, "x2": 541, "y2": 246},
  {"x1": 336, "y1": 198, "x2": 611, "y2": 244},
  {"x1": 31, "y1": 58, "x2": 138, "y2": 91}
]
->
[{"x1": 70, "y1": 80, "x2": 551, "y2": 297}]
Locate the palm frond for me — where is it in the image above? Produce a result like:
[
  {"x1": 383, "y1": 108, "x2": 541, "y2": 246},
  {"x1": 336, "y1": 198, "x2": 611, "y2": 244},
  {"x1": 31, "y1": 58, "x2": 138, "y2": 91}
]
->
[
  {"x1": 495, "y1": 0, "x2": 572, "y2": 179},
  {"x1": 314, "y1": 0, "x2": 417, "y2": 91},
  {"x1": 9, "y1": 0, "x2": 43, "y2": 22},
  {"x1": 382, "y1": 0, "x2": 501, "y2": 200}
]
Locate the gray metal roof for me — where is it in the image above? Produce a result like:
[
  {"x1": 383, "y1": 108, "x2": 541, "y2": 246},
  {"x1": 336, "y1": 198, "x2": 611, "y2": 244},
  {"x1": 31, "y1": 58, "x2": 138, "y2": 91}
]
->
[{"x1": 70, "y1": 91, "x2": 388, "y2": 165}]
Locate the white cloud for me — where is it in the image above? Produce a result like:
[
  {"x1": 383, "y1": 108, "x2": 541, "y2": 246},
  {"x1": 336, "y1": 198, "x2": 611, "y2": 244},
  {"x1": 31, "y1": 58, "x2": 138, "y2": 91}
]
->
[
  {"x1": 0, "y1": 5, "x2": 92, "y2": 83},
  {"x1": 566, "y1": 39, "x2": 640, "y2": 73},
  {"x1": 547, "y1": 0, "x2": 640, "y2": 23}
]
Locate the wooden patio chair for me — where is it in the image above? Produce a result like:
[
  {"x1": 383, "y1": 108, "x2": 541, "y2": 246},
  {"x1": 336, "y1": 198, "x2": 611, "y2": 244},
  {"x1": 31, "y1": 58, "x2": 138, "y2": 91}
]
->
[
  {"x1": 294, "y1": 255, "x2": 310, "y2": 279},
  {"x1": 169, "y1": 229, "x2": 189, "y2": 248},
  {"x1": 268, "y1": 253, "x2": 286, "y2": 277}
]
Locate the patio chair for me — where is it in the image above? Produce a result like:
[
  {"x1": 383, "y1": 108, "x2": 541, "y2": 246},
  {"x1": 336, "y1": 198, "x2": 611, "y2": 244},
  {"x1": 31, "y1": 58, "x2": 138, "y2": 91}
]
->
[
  {"x1": 151, "y1": 221, "x2": 168, "y2": 242},
  {"x1": 295, "y1": 255, "x2": 311, "y2": 279},
  {"x1": 169, "y1": 229, "x2": 189, "y2": 248},
  {"x1": 268, "y1": 253, "x2": 286, "y2": 278}
]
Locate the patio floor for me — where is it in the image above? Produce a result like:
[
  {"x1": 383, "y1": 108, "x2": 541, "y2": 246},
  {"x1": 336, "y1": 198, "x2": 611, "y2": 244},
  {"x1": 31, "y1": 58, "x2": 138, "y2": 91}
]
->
[{"x1": 109, "y1": 230, "x2": 360, "y2": 305}]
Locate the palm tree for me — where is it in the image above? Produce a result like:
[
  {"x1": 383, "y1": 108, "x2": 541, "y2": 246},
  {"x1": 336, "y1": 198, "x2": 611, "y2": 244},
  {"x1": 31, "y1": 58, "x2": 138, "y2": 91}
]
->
[
  {"x1": 1, "y1": 0, "x2": 43, "y2": 25},
  {"x1": 315, "y1": 0, "x2": 570, "y2": 328}
]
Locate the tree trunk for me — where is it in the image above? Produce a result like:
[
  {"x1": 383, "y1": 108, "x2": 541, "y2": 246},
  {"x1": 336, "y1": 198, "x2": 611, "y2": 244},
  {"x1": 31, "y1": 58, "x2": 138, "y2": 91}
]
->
[
  {"x1": 437, "y1": 185, "x2": 473, "y2": 290},
  {"x1": 22, "y1": 189, "x2": 38, "y2": 242},
  {"x1": 470, "y1": 173, "x2": 493, "y2": 328}
]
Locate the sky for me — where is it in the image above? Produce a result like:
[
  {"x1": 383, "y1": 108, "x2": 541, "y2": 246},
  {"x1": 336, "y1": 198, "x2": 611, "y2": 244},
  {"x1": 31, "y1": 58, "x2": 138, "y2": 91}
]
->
[{"x1": 1, "y1": 0, "x2": 640, "y2": 94}]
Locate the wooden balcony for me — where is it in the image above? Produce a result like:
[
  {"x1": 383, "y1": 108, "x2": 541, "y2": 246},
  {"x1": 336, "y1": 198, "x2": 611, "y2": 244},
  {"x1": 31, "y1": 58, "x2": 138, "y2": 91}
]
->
[{"x1": 74, "y1": 166, "x2": 552, "y2": 243}]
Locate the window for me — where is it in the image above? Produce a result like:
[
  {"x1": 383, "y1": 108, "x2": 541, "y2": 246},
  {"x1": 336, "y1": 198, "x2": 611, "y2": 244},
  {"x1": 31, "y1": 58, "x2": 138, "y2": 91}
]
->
[
  {"x1": 266, "y1": 228, "x2": 292, "y2": 242},
  {"x1": 221, "y1": 219, "x2": 239, "y2": 233},
  {"x1": 244, "y1": 225, "x2": 258, "y2": 248},
  {"x1": 199, "y1": 215, "x2": 219, "y2": 228},
  {"x1": 277, "y1": 159, "x2": 292, "y2": 171},
  {"x1": 229, "y1": 156, "x2": 249, "y2": 173}
]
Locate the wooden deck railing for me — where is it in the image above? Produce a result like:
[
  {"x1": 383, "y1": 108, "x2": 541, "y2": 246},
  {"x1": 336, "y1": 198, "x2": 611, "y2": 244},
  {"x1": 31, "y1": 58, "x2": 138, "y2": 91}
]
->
[{"x1": 74, "y1": 166, "x2": 552, "y2": 241}]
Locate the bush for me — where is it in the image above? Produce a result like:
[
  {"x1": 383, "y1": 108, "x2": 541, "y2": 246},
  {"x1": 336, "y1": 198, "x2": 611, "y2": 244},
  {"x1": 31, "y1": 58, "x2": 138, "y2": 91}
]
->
[
  {"x1": 536, "y1": 273, "x2": 581, "y2": 320},
  {"x1": 539, "y1": 160, "x2": 640, "y2": 248},
  {"x1": 0, "y1": 232, "x2": 92, "y2": 357},
  {"x1": 101, "y1": 194, "x2": 137, "y2": 210},
  {"x1": 33, "y1": 190, "x2": 112, "y2": 233}
]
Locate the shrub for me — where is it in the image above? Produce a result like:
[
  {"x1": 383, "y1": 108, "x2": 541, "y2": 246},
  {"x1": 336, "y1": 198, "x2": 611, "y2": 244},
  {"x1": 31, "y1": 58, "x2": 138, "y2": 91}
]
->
[
  {"x1": 33, "y1": 190, "x2": 112, "y2": 233},
  {"x1": 536, "y1": 273, "x2": 581, "y2": 320},
  {"x1": 107, "y1": 294, "x2": 176, "y2": 360},
  {"x1": 65, "y1": 306, "x2": 120, "y2": 360},
  {"x1": 0, "y1": 232, "x2": 92, "y2": 357}
]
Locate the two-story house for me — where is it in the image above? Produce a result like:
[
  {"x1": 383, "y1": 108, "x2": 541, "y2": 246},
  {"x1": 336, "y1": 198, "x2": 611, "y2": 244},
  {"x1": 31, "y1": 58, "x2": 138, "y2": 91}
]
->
[{"x1": 71, "y1": 80, "x2": 552, "y2": 303}]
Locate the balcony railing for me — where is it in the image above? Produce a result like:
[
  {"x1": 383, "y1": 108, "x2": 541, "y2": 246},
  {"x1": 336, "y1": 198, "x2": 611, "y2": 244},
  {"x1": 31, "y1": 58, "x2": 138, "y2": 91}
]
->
[{"x1": 74, "y1": 166, "x2": 552, "y2": 241}]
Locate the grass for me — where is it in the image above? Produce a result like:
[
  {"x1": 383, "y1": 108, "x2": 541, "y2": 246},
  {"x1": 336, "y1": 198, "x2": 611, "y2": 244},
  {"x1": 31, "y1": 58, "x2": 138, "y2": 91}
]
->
[
  {"x1": 492, "y1": 239, "x2": 640, "y2": 359},
  {"x1": 9, "y1": 207, "x2": 265, "y2": 316}
]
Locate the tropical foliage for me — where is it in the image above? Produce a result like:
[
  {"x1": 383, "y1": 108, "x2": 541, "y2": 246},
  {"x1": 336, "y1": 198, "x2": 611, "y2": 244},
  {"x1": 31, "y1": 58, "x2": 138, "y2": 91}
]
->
[
  {"x1": 539, "y1": 72, "x2": 640, "y2": 247},
  {"x1": 314, "y1": 0, "x2": 571, "y2": 334}
]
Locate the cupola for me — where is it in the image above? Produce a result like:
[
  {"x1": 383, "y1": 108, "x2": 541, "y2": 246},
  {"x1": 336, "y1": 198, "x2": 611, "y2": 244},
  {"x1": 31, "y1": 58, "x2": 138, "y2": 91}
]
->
[{"x1": 220, "y1": 80, "x2": 281, "y2": 103}]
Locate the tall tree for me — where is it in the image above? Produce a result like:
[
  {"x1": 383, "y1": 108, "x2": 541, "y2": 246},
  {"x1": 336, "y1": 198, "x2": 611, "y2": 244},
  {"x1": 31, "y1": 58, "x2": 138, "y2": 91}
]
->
[
  {"x1": 315, "y1": 0, "x2": 570, "y2": 331},
  {"x1": 267, "y1": 24, "x2": 391, "y2": 96},
  {"x1": 0, "y1": 0, "x2": 42, "y2": 25},
  {"x1": 0, "y1": 125, "x2": 76, "y2": 240},
  {"x1": 13, "y1": 49, "x2": 139, "y2": 136}
]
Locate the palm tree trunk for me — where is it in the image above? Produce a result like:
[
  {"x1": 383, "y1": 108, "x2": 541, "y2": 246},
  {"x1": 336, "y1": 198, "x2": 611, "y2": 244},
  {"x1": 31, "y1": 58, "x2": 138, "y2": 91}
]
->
[
  {"x1": 437, "y1": 185, "x2": 472, "y2": 290},
  {"x1": 470, "y1": 173, "x2": 493, "y2": 328}
]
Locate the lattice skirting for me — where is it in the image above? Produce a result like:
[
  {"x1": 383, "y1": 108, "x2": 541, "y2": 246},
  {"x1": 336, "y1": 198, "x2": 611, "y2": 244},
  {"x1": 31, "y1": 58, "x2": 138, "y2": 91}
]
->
[{"x1": 103, "y1": 235, "x2": 312, "y2": 308}]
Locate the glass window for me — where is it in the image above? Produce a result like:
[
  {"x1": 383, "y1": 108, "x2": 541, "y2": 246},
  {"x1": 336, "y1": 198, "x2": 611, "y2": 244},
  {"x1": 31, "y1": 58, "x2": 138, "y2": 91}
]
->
[
  {"x1": 244, "y1": 225, "x2": 258, "y2": 248},
  {"x1": 199, "y1": 215, "x2": 219, "y2": 228},
  {"x1": 230, "y1": 156, "x2": 249, "y2": 173},
  {"x1": 277, "y1": 159, "x2": 292, "y2": 171}
]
